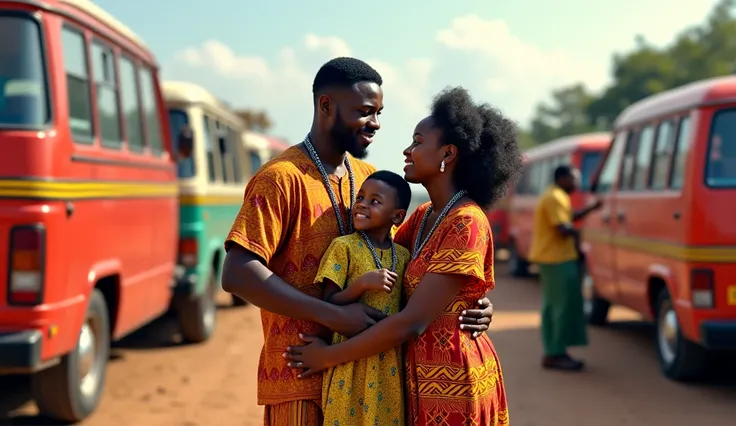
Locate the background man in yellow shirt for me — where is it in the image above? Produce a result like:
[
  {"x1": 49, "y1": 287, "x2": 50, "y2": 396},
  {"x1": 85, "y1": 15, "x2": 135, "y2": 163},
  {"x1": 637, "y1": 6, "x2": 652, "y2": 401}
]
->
[{"x1": 528, "y1": 165, "x2": 602, "y2": 371}]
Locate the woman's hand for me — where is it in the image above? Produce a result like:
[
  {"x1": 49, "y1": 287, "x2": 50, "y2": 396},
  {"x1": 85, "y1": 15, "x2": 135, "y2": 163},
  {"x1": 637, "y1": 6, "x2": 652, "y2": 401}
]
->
[
  {"x1": 458, "y1": 298, "x2": 493, "y2": 339},
  {"x1": 283, "y1": 334, "x2": 332, "y2": 379}
]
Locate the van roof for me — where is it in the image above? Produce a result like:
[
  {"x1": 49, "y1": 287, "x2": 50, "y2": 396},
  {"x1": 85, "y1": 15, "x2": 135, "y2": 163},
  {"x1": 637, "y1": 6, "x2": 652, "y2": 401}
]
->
[
  {"x1": 162, "y1": 80, "x2": 244, "y2": 127},
  {"x1": 523, "y1": 132, "x2": 611, "y2": 162},
  {"x1": 58, "y1": 0, "x2": 147, "y2": 50},
  {"x1": 615, "y1": 75, "x2": 736, "y2": 129}
]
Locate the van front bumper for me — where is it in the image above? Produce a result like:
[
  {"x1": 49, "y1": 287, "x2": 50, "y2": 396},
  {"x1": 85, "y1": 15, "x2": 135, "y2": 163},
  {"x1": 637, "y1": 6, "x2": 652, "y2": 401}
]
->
[
  {"x1": 0, "y1": 330, "x2": 41, "y2": 373},
  {"x1": 700, "y1": 321, "x2": 736, "y2": 350}
]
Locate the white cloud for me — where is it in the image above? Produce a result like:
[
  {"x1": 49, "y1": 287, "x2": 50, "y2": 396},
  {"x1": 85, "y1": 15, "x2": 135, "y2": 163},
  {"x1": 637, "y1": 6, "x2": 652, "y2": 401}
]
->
[{"x1": 165, "y1": 15, "x2": 607, "y2": 175}]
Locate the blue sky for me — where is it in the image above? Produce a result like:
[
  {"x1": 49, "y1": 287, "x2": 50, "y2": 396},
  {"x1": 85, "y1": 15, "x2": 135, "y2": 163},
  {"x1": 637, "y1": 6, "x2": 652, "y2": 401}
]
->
[{"x1": 95, "y1": 0, "x2": 719, "y2": 175}]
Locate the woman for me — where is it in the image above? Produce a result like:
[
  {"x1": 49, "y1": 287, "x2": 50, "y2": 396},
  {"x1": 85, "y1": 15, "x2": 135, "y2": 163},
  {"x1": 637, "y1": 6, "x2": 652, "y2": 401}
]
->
[{"x1": 283, "y1": 86, "x2": 522, "y2": 425}]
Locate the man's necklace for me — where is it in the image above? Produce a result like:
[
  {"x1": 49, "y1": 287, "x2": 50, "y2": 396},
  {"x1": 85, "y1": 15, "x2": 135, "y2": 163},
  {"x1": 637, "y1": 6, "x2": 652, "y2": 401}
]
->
[
  {"x1": 303, "y1": 134, "x2": 355, "y2": 236},
  {"x1": 412, "y1": 190, "x2": 468, "y2": 260},
  {"x1": 358, "y1": 231, "x2": 397, "y2": 272}
]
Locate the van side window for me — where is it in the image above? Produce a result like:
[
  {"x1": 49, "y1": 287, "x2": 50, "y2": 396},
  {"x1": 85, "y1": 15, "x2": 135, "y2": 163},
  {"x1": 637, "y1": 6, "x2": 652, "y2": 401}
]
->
[
  {"x1": 91, "y1": 41, "x2": 121, "y2": 148},
  {"x1": 138, "y1": 66, "x2": 163, "y2": 154},
  {"x1": 203, "y1": 115, "x2": 217, "y2": 182},
  {"x1": 619, "y1": 131, "x2": 639, "y2": 190},
  {"x1": 528, "y1": 162, "x2": 542, "y2": 195},
  {"x1": 0, "y1": 14, "x2": 48, "y2": 127},
  {"x1": 216, "y1": 121, "x2": 233, "y2": 182},
  {"x1": 250, "y1": 150, "x2": 262, "y2": 176},
  {"x1": 118, "y1": 56, "x2": 145, "y2": 151},
  {"x1": 228, "y1": 127, "x2": 244, "y2": 183},
  {"x1": 515, "y1": 166, "x2": 531, "y2": 194},
  {"x1": 631, "y1": 125, "x2": 655, "y2": 190},
  {"x1": 594, "y1": 132, "x2": 627, "y2": 193},
  {"x1": 705, "y1": 109, "x2": 736, "y2": 188},
  {"x1": 671, "y1": 115, "x2": 692, "y2": 190},
  {"x1": 650, "y1": 120, "x2": 675, "y2": 190},
  {"x1": 61, "y1": 26, "x2": 93, "y2": 142}
]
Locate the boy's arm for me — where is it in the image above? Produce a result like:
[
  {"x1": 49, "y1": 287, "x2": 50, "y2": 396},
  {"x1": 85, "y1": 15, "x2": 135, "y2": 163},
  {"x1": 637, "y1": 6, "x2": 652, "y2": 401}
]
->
[{"x1": 323, "y1": 280, "x2": 366, "y2": 306}]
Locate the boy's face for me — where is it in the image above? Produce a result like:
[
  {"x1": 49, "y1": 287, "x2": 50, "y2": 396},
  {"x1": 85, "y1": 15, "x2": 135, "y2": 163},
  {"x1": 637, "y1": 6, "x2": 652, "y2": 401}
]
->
[{"x1": 353, "y1": 179, "x2": 406, "y2": 232}]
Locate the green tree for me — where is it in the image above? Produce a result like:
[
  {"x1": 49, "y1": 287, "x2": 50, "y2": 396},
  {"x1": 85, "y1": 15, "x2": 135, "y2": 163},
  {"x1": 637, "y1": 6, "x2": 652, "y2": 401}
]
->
[
  {"x1": 588, "y1": 0, "x2": 736, "y2": 127},
  {"x1": 235, "y1": 109, "x2": 273, "y2": 132},
  {"x1": 529, "y1": 83, "x2": 599, "y2": 144}
]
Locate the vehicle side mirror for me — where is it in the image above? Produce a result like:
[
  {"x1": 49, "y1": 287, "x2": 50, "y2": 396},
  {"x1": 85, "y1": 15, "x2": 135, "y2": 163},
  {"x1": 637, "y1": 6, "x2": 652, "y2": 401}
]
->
[{"x1": 177, "y1": 126, "x2": 193, "y2": 158}]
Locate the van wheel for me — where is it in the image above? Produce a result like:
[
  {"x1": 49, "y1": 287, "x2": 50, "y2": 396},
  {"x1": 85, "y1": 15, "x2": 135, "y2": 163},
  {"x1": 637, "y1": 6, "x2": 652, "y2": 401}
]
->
[
  {"x1": 177, "y1": 269, "x2": 217, "y2": 343},
  {"x1": 655, "y1": 288, "x2": 708, "y2": 381},
  {"x1": 231, "y1": 294, "x2": 248, "y2": 307},
  {"x1": 507, "y1": 242, "x2": 529, "y2": 277},
  {"x1": 32, "y1": 289, "x2": 110, "y2": 423},
  {"x1": 582, "y1": 272, "x2": 610, "y2": 326}
]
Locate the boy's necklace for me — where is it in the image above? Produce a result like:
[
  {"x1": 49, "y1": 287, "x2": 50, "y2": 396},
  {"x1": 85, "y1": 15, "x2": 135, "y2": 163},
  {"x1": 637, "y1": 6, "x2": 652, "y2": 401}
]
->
[{"x1": 358, "y1": 231, "x2": 397, "y2": 272}]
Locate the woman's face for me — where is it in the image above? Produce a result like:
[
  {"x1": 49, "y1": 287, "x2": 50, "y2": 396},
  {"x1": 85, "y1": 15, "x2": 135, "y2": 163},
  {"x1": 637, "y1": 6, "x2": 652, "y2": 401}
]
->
[{"x1": 403, "y1": 116, "x2": 445, "y2": 184}]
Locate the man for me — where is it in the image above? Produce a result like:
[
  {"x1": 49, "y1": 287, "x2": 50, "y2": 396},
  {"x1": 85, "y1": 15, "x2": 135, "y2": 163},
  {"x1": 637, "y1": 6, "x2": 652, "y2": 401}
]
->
[
  {"x1": 221, "y1": 57, "x2": 494, "y2": 425},
  {"x1": 528, "y1": 165, "x2": 602, "y2": 371}
]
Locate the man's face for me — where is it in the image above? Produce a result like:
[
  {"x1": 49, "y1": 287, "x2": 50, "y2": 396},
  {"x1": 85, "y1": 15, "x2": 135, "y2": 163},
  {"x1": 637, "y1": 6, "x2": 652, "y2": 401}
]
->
[
  {"x1": 561, "y1": 169, "x2": 581, "y2": 193},
  {"x1": 324, "y1": 82, "x2": 383, "y2": 159}
]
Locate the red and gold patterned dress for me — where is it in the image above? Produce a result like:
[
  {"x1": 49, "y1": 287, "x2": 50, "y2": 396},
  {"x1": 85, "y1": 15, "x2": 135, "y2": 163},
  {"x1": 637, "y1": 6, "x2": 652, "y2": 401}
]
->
[{"x1": 394, "y1": 201, "x2": 509, "y2": 426}]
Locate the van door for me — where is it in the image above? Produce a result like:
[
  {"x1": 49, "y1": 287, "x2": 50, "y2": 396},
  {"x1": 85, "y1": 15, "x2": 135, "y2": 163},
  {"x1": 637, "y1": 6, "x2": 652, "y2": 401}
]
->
[{"x1": 584, "y1": 132, "x2": 627, "y2": 303}]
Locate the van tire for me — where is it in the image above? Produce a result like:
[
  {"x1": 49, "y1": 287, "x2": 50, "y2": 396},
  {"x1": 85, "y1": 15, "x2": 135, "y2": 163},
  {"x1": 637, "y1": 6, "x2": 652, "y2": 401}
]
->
[
  {"x1": 231, "y1": 294, "x2": 248, "y2": 307},
  {"x1": 655, "y1": 288, "x2": 708, "y2": 381},
  {"x1": 32, "y1": 289, "x2": 110, "y2": 423},
  {"x1": 582, "y1": 272, "x2": 610, "y2": 326},
  {"x1": 177, "y1": 269, "x2": 217, "y2": 343},
  {"x1": 508, "y1": 242, "x2": 529, "y2": 277}
]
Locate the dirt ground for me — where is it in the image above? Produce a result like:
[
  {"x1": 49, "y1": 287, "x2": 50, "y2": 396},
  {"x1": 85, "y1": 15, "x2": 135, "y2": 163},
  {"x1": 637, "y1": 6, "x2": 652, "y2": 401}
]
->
[{"x1": 2, "y1": 266, "x2": 736, "y2": 426}]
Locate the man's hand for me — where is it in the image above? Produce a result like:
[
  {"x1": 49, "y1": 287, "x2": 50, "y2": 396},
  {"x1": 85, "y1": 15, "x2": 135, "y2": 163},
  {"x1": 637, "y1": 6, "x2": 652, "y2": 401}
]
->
[
  {"x1": 327, "y1": 303, "x2": 386, "y2": 337},
  {"x1": 355, "y1": 269, "x2": 398, "y2": 293},
  {"x1": 458, "y1": 298, "x2": 493, "y2": 339}
]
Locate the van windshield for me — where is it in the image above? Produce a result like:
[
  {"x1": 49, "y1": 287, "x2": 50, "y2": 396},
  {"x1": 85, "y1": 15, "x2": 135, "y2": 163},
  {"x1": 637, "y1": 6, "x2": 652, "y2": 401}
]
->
[
  {"x1": 580, "y1": 151, "x2": 603, "y2": 191},
  {"x1": 0, "y1": 13, "x2": 48, "y2": 128},
  {"x1": 706, "y1": 109, "x2": 736, "y2": 188},
  {"x1": 168, "y1": 108, "x2": 195, "y2": 179}
]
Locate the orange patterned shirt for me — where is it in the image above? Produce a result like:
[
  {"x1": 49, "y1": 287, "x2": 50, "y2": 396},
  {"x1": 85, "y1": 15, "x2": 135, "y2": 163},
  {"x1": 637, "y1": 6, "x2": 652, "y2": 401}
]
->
[
  {"x1": 394, "y1": 201, "x2": 510, "y2": 426},
  {"x1": 225, "y1": 146, "x2": 375, "y2": 406}
]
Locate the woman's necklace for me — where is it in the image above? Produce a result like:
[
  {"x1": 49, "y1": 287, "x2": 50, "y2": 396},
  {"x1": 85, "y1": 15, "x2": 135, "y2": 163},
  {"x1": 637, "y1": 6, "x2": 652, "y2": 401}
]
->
[
  {"x1": 412, "y1": 190, "x2": 468, "y2": 259},
  {"x1": 358, "y1": 231, "x2": 397, "y2": 272},
  {"x1": 303, "y1": 134, "x2": 355, "y2": 236}
]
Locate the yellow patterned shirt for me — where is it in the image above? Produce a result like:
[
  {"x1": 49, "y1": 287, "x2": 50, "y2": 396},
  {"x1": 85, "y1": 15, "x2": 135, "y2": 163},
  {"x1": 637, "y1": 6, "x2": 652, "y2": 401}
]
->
[{"x1": 315, "y1": 232, "x2": 410, "y2": 426}]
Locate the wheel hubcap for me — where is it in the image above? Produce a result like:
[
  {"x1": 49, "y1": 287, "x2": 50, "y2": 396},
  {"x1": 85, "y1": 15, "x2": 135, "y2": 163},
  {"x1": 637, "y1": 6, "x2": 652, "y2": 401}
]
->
[
  {"x1": 582, "y1": 274, "x2": 594, "y2": 316},
  {"x1": 203, "y1": 280, "x2": 216, "y2": 331},
  {"x1": 78, "y1": 318, "x2": 100, "y2": 397},
  {"x1": 658, "y1": 304, "x2": 679, "y2": 365}
]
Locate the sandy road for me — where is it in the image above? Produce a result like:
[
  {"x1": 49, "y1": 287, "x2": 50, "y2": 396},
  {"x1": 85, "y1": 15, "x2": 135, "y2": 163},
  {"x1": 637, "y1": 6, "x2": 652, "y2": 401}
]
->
[{"x1": 2, "y1": 268, "x2": 736, "y2": 425}]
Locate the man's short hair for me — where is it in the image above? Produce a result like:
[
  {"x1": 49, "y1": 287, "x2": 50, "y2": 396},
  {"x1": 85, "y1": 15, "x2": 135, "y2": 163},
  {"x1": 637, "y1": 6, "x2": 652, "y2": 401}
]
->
[
  {"x1": 312, "y1": 57, "x2": 383, "y2": 97},
  {"x1": 554, "y1": 165, "x2": 574, "y2": 181}
]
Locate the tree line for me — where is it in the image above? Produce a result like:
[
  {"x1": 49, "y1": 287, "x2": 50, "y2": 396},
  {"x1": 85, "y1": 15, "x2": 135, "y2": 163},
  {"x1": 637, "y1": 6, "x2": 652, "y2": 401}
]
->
[{"x1": 521, "y1": 0, "x2": 736, "y2": 148}]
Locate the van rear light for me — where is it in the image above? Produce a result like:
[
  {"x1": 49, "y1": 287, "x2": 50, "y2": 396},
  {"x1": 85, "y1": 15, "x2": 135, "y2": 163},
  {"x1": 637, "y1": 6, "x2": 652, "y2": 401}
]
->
[
  {"x1": 8, "y1": 225, "x2": 45, "y2": 305},
  {"x1": 691, "y1": 269, "x2": 714, "y2": 308},
  {"x1": 179, "y1": 237, "x2": 198, "y2": 268}
]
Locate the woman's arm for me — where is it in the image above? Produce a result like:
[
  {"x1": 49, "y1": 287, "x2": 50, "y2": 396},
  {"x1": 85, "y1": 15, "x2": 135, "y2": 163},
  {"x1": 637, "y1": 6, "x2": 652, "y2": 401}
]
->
[{"x1": 284, "y1": 272, "x2": 465, "y2": 378}]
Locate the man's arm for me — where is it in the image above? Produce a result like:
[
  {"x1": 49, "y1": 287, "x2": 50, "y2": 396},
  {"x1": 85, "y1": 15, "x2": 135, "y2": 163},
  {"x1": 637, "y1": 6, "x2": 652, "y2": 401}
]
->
[
  {"x1": 222, "y1": 245, "x2": 384, "y2": 336},
  {"x1": 572, "y1": 200, "x2": 602, "y2": 222},
  {"x1": 222, "y1": 246, "x2": 339, "y2": 322}
]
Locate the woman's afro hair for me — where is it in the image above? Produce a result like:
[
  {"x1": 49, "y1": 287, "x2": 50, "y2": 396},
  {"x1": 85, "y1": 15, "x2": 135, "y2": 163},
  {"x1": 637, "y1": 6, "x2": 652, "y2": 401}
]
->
[{"x1": 430, "y1": 86, "x2": 523, "y2": 210}]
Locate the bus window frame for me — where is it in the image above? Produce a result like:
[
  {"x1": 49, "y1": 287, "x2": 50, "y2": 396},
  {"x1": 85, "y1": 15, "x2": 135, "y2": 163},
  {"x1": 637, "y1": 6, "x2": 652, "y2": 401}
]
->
[{"x1": 0, "y1": 10, "x2": 52, "y2": 131}]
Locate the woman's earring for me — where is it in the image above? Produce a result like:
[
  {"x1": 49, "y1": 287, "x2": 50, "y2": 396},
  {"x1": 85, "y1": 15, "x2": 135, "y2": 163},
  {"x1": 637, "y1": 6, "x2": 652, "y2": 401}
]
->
[{"x1": 440, "y1": 160, "x2": 446, "y2": 173}]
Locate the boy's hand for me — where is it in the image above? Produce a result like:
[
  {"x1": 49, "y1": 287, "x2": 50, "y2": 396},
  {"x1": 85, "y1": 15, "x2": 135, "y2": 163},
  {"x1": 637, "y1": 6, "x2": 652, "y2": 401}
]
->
[{"x1": 356, "y1": 269, "x2": 398, "y2": 293}]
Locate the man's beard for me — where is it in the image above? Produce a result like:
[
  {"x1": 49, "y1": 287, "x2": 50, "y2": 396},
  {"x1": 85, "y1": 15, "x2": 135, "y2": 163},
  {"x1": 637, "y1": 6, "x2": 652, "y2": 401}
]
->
[{"x1": 330, "y1": 109, "x2": 369, "y2": 159}]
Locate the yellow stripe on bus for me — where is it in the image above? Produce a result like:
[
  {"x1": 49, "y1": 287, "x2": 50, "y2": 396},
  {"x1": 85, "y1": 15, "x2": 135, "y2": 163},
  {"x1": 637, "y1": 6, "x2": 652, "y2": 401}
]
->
[
  {"x1": 582, "y1": 229, "x2": 736, "y2": 262},
  {"x1": 0, "y1": 179, "x2": 178, "y2": 199}
]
